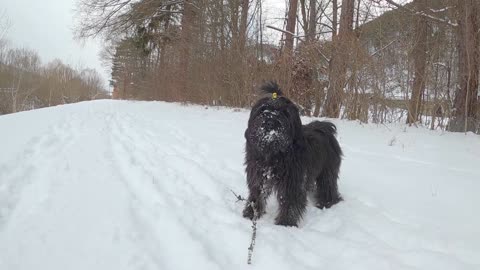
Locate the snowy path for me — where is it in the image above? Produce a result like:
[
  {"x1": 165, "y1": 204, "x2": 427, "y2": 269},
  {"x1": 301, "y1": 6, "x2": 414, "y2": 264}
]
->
[{"x1": 0, "y1": 100, "x2": 479, "y2": 270}]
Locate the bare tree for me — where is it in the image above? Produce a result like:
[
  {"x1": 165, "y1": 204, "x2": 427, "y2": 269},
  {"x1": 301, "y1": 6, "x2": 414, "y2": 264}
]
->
[
  {"x1": 285, "y1": 0, "x2": 299, "y2": 53},
  {"x1": 76, "y1": 0, "x2": 479, "y2": 134},
  {"x1": 75, "y1": 0, "x2": 181, "y2": 39},
  {"x1": 178, "y1": 0, "x2": 197, "y2": 101},
  {"x1": 407, "y1": 0, "x2": 429, "y2": 125},
  {"x1": 323, "y1": 0, "x2": 355, "y2": 118},
  {"x1": 0, "y1": 10, "x2": 10, "y2": 40},
  {"x1": 449, "y1": 0, "x2": 479, "y2": 132},
  {"x1": 0, "y1": 43, "x2": 108, "y2": 114}
]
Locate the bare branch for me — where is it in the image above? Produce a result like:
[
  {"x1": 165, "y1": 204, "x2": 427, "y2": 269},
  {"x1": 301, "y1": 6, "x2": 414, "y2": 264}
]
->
[
  {"x1": 266, "y1": 25, "x2": 304, "y2": 41},
  {"x1": 370, "y1": 39, "x2": 397, "y2": 57},
  {"x1": 247, "y1": 201, "x2": 257, "y2": 265},
  {"x1": 230, "y1": 189, "x2": 246, "y2": 202},
  {"x1": 75, "y1": 0, "x2": 184, "y2": 40},
  {"x1": 382, "y1": 0, "x2": 458, "y2": 27},
  {"x1": 231, "y1": 190, "x2": 258, "y2": 265}
]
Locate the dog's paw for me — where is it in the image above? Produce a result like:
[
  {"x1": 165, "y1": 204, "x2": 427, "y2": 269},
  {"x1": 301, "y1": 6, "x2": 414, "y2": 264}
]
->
[
  {"x1": 316, "y1": 196, "x2": 343, "y2": 209},
  {"x1": 243, "y1": 204, "x2": 266, "y2": 220},
  {"x1": 242, "y1": 205, "x2": 255, "y2": 220},
  {"x1": 274, "y1": 216, "x2": 298, "y2": 227}
]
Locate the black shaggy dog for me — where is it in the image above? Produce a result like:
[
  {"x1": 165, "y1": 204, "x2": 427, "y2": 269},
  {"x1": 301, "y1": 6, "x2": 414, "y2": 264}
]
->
[{"x1": 243, "y1": 81, "x2": 343, "y2": 227}]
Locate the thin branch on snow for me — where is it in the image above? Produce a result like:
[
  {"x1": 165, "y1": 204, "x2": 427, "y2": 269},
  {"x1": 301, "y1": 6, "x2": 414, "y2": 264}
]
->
[
  {"x1": 247, "y1": 201, "x2": 258, "y2": 265},
  {"x1": 231, "y1": 190, "x2": 246, "y2": 202},
  {"x1": 231, "y1": 189, "x2": 258, "y2": 265}
]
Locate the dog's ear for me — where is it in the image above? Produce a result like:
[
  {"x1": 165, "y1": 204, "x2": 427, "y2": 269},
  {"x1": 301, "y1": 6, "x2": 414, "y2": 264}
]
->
[{"x1": 244, "y1": 128, "x2": 249, "y2": 140}]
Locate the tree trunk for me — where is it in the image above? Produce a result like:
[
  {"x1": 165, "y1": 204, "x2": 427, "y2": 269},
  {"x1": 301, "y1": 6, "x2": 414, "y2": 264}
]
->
[
  {"x1": 236, "y1": 0, "x2": 250, "y2": 106},
  {"x1": 285, "y1": 0, "x2": 299, "y2": 53},
  {"x1": 354, "y1": 0, "x2": 361, "y2": 29},
  {"x1": 300, "y1": 0, "x2": 308, "y2": 37},
  {"x1": 178, "y1": 0, "x2": 196, "y2": 102},
  {"x1": 332, "y1": 0, "x2": 338, "y2": 37},
  {"x1": 449, "y1": 0, "x2": 479, "y2": 132},
  {"x1": 407, "y1": 0, "x2": 429, "y2": 125},
  {"x1": 307, "y1": 0, "x2": 317, "y2": 42},
  {"x1": 322, "y1": 0, "x2": 355, "y2": 118},
  {"x1": 239, "y1": 0, "x2": 249, "y2": 53},
  {"x1": 230, "y1": 1, "x2": 240, "y2": 50},
  {"x1": 313, "y1": 81, "x2": 327, "y2": 117}
]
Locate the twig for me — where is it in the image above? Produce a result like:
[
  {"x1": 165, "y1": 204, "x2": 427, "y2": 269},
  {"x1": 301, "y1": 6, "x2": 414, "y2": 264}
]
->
[
  {"x1": 370, "y1": 39, "x2": 398, "y2": 57},
  {"x1": 231, "y1": 189, "x2": 246, "y2": 202},
  {"x1": 231, "y1": 189, "x2": 258, "y2": 265},
  {"x1": 247, "y1": 201, "x2": 258, "y2": 265},
  {"x1": 266, "y1": 25, "x2": 304, "y2": 41},
  {"x1": 383, "y1": 0, "x2": 458, "y2": 27}
]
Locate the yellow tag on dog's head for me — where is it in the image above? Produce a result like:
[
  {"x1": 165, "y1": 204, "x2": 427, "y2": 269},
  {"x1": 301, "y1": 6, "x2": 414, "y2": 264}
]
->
[{"x1": 272, "y1": 92, "x2": 278, "y2": 99}]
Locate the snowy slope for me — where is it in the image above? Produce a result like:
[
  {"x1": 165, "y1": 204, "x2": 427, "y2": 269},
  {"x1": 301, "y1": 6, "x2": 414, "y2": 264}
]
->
[{"x1": 0, "y1": 100, "x2": 479, "y2": 270}]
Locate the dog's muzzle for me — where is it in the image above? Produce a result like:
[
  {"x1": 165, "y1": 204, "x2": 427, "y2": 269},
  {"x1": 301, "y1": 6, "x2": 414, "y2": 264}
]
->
[{"x1": 249, "y1": 113, "x2": 290, "y2": 153}]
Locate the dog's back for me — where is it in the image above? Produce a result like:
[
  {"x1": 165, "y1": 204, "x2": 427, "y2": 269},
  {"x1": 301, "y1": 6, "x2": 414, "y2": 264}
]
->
[
  {"x1": 304, "y1": 121, "x2": 337, "y2": 136},
  {"x1": 303, "y1": 121, "x2": 343, "y2": 160}
]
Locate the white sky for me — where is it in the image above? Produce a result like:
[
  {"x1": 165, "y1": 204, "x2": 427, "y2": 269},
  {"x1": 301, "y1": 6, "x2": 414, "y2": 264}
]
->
[
  {"x1": 0, "y1": 0, "x2": 286, "y2": 89},
  {"x1": 0, "y1": 0, "x2": 109, "y2": 87},
  {"x1": 263, "y1": 0, "x2": 287, "y2": 43}
]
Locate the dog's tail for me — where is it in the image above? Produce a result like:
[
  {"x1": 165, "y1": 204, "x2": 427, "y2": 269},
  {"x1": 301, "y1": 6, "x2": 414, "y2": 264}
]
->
[
  {"x1": 305, "y1": 121, "x2": 337, "y2": 136},
  {"x1": 260, "y1": 81, "x2": 284, "y2": 96},
  {"x1": 305, "y1": 121, "x2": 342, "y2": 157}
]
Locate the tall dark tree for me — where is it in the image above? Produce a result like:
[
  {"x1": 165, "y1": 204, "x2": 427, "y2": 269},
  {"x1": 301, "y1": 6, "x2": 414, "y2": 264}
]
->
[
  {"x1": 449, "y1": 0, "x2": 479, "y2": 132},
  {"x1": 407, "y1": 0, "x2": 429, "y2": 125},
  {"x1": 285, "y1": 0, "x2": 299, "y2": 53},
  {"x1": 323, "y1": 0, "x2": 355, "y2": 118},
  {"x1": 178, "y1": 0, "x2": 197, "y2": 101}
]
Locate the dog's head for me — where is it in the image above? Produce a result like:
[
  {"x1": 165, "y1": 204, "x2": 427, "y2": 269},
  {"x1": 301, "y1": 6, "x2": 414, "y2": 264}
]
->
[{"x1": 245, "y1": 82, "x2": 302, "y2": 155}]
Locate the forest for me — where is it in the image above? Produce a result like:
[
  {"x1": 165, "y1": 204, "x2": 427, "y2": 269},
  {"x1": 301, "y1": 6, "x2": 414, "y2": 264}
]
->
[
  {"x1": 0, "y1": 1, "x2": 479, "y2": 268},
  {"x1": 7, "y1": 0, "x2": 480, "y2": 133},
  {"x1": 0, "y1": 18, "x2": 109, "y2": 115}
]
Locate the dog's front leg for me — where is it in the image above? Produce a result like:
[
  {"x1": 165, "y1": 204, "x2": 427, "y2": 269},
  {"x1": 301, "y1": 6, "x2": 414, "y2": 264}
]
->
[
  {"x1": 242, "y1": 182, "x2": 270, "y2": 220},
  {"x1": 243, "y1": 167, "x2": 271, "y2": 220},
  {"x1": 275, "y1": 175, "x2": 307, "y2": 227}
]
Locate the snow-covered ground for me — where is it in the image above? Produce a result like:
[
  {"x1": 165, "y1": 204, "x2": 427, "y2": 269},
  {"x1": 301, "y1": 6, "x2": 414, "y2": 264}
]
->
[{"x1": 0, "y1": 100, "x2": 479, "y2": 270}]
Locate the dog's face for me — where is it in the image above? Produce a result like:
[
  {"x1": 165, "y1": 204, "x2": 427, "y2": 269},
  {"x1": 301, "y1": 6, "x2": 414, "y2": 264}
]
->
[{"x1": 246, "y1": 96, "x2": 302, "y2": 155}]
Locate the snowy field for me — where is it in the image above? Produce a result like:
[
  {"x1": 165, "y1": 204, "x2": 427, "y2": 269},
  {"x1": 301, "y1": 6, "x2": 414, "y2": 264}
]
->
[{"x1": 0, "y1": 100, "x2": 479, "y2": 270}]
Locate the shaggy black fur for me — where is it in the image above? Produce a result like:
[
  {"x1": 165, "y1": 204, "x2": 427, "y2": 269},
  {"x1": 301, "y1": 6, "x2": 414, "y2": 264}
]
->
[{"x1": 243, "y1": 81, "x2": 343, "y2": 227}]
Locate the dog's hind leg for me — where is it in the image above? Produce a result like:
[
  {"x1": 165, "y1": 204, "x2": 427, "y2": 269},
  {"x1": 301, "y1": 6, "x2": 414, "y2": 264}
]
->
[
  {"x1": 314, "y1": 166, "x2": 342, "y2": 209},
  {"x1": 275, "y1": 180, "x2": 307, "y2": 227}
]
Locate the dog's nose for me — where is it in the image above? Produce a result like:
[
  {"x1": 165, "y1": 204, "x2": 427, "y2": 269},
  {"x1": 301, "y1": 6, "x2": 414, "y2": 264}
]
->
[{"x1": 266, "y1": 121, "x2": 274, "y2": 130}]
